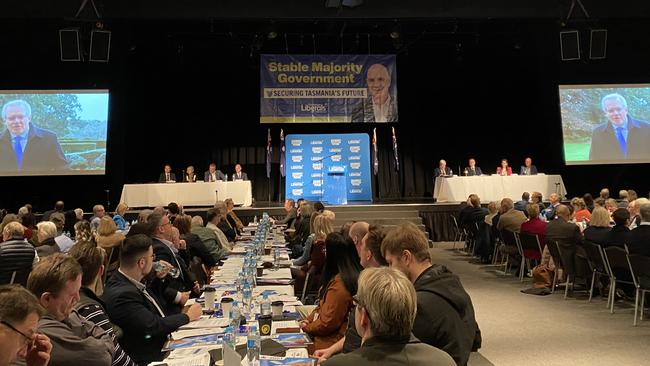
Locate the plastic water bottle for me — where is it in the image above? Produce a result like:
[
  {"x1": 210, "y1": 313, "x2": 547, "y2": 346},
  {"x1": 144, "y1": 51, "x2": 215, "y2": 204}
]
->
[
  {"x1": 236, "y1": 272, "x2": 244, "y2": 293},
  {"x1": 254, "y1": 215, "x2": 258, "y2": 224},
  {"x1": 260, "y1": 293, "x2": 271, "y2": 316},
  {"x1": 223, "y1": 325, "x2": 235, "y2": 350},
  {"x1": 230, "y1": 301, "x2": 241, "y2": 329},
  {"x1": 273, "y1": 249, "x2": 280, "y2": 271},
  {"x1": 242, "y1": 283, "x2": 252, "y2": 311},
  {"x1": 246, "y1": 326, "x2": 260, "y2": 366}
]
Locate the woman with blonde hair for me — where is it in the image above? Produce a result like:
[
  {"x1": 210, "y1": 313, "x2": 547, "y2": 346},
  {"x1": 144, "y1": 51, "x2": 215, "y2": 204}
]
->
[
  {"x1": 184, "y1": 165, "x2": 197, "y2": 182},
  {"x1": 113, "y1": 202, "x2": 129, "y2": 230},
  {"x1": 74, "y1": 220, "x2": 93, "y2": 244},
  {"x1": 571, "y1": 197, "x2": 591, "y2": 223},
  {"x1": 583, "y1": 207, "x2": 611, "y2": 245},
  {"x1": 95, "y1": 216, "x2": 125, "y2": 273}
]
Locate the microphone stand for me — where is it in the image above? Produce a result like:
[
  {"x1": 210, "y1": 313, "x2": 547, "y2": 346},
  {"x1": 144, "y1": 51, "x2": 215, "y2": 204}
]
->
[
  {"x1": 315, "y1": 153, "x2": 339, "y2": 203},
  {"x1": 105, "y1": 189, "x2": 110, "y2": 212}
]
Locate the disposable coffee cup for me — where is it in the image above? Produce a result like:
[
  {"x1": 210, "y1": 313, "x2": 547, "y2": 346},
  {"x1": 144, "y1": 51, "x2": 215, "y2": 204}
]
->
[
  {"x1": 264, "y1": 248, "x2": 271, "y2": 255},
  {"x1": 203, "y1": 287, "x2": 216, "y2": 311},
  {"x1": 258, "y1": 314, "x2": 272, "y2": 336},
  {"x1": 271, "y1": 301, "x2": 284, "y2": 319},
  {"x1": 221, "y1": 297, "x2": 234, "y2": 317},
  {"x1": 257, "y1": 267, "x2": 264, "y2": 277}
]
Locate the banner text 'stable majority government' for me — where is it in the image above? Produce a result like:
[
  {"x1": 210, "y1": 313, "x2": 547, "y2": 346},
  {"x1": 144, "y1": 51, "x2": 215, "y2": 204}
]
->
[
  {"x1": 120, "y1": 181, "x2": 253, "y2": 207},
  {"x1": 433, "y1": 175, "x2": 567, "y2": 202}
]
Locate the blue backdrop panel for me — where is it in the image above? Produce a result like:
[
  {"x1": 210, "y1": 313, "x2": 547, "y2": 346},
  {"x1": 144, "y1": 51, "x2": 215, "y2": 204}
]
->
[{"x1": 285, "y1": 133, "x2": 372, "y2": 203}]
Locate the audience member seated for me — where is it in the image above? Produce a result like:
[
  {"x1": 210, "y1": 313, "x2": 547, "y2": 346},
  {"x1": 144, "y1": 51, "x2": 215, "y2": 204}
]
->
[
  {"x1": 322, "y1": 267, "x2": 455, "y2": 366},
  {"x1": 496, "y1": 158, "x2": 512, "y2": 176},
  {"x1": 35, "y1": 221, "x2": 59, "y2": 258},
  {"x1": 190, "y1": 215, "x2": 227, "y2": 262},
  {"x1": 173, "y1": 214, "x2": 217, "y2": 270},
  {"x1": 628, "y1": 203, "x2": 650, "y2": 256},
  {"x1": 27, "y1": 254, "x2": 115, "y2": 365},
  {"x1": 583, "y1": 207, "x2": 611, "y2": 246},
  {"x1": 50, "y1": 212, "x2": 75, "y2": 253},
  {"x1": 42, "y1": 201, "x2": 65, "y2": 222},
  {"x1": 95, "y1": 217, "x2": 126, "y2": 274},
  {"x1": 102, "y1": 234, "x2": 202, "y2": 365},
  {"x1": 605, "y1": 198, "x2": 619, "y2": 214},
  {"x1": 0, "y1": 222, "x2": 36, "y2": 285},
  {"x1": 112, "y1": 203, "x2": 128, "y2": 230},
  {"x1": 20, "y1": 211, "x2": 38, "y2": 245},
  {"x1": 627, "y1": 198, "x2": 649, "y2": 229},
  {"x1": 183, "y1": 165, "x2": 197, "y2": 182},
  {"x1": 213, "y1": 201, "x2": 237, "y2": 242},
  {"x1": 514, "y1": 192, "x2": 530, "y2": 213},
  {"x1": 602, "y1": 208, "x2": 632, "y2": 248},
  {"x1": 617, "y1": 190, "x2": 629, "y2": 208},
  {"x1": 458, "y1": 194, "x2": 488, "y2": 228},
  {"x1": 583, "y1": 193, "x2": 595, "y2": 212},
  {"x1": 531, "y1": 192, "x2": 546, "y2": 213},
  {"x1": 224, "y1": 198, "x2": 244, "y2": 234},
  {"x1": 382, "y1": 222, "x2": 481, "y2": 366},
  {"x1": 545, "y1": 205, "x2": 584, "y2": 282},
  {"x1": 272, "y1": 199, "x2": 298, "y2": 227},
  {"x1": 291, "y1": 211, "x2": 320, "y2": 268},
  {"x1": 484, "y1": 202, "x2": 498, "y2": 226},
  {"x1": 167, "y1": 202, "x2": 181, "y2": 224},
  {"x1": 542, "y1": 193, "x2": 561, "y2": 221},
  {"x1": 600, "y1": 188, "x2": 610, "y2": 200},
  {"x1": 148, "y1": 213, "x2": 199, "y2": 314},
  {"x1": 68, "y1": 242, "x2": 137, "y2": 366},
  {"x1": 497, "y1": 198, "x2": 527, "y2": 233},
  {"x1": 571, "y1": 198, "x2": 591, "y2": 223},
  {"x1": 205, "y1": 208, "x2": 234, "y2": 251},
  {"x1": 301, "y1": 232, "x2": 362, "y2": 351},
  {"x1": 137, "y1": 209, "x2": 153, "y2": 224},
  {"x1": 288, "y1": 202, "x2": 314, "y2": 258},
  {"x1": 0, "y1": 284, "x2": 52, "y2": 366},
  {"x1": 293, "y1": 211, "x2": 335, "y2": 291},
  {"x1": 520, "y1": 204, "x2": 547, "y2": 261},
  {"x1": 74, "y1": 220, "x2": 93, "y2": 244},
  {"x1": 90, "y1": 205, "x2": 106, "y2": 232}
]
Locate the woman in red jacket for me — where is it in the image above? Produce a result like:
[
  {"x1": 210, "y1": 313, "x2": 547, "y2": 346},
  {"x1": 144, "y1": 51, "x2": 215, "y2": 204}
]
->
[{"x1": 496, "y1": 158, "x2": 513, "y2": 176}]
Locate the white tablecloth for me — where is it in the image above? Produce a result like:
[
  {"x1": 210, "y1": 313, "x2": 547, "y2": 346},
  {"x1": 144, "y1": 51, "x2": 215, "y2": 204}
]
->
[
  {"x1": 120, "y1": 181, "x2": 252, "y2": 207},
  {"x1": 433, "y1": 175, "x2": 567, "y2": 202}
]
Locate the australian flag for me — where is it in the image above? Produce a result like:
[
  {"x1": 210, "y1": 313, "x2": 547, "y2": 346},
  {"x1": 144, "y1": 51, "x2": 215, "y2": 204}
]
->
[
  {"x1": 372, "y1": 128, "x2": 378, "y2": 176},
  {"x1": 280, "y1": 129, "x2": 286, "y2": 177},
  {"x1": 266, "y1": 129, "x2": 272, "y2": 179},
  {"x1": 392, "y1": 126, "x2": 399, "y2": 172}
]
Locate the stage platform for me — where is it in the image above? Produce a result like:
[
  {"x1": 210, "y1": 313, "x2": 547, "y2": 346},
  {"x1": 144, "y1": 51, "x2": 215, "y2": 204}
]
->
[{"x1": 123, "y1": 199, "x2": 462, "y2": 242}]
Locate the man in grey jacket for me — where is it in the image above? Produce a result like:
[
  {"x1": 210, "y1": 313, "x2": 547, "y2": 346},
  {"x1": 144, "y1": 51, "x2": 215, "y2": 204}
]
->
[{"x1": 27, "y1": 254, "x2": 114, "y2": 366}]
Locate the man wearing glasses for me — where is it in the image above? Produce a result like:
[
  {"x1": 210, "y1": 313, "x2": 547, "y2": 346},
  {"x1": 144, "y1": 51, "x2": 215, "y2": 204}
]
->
[{"x1": 0, "y1": 284, "x2": 52, "y2": 366}]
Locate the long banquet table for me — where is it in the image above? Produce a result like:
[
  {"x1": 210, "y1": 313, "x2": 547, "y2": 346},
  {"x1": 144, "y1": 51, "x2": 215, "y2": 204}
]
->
[
  {"x1": 433, "y1": 174, "x2": 567, "y2": 202},
  {"x1": 120, "y1": 181, "x2": 253, "y2": 207}
]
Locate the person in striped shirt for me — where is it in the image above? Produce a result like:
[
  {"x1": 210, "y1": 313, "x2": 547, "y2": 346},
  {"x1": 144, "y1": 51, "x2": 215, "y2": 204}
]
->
[{"x1": 68, "y1": 241, "x2": 137, "y2": 366}]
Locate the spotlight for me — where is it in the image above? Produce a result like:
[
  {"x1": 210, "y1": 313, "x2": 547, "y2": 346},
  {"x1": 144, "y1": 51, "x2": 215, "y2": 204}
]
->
[{"x1": 389, "y1": 25, "x2": 400, "y2": 40}]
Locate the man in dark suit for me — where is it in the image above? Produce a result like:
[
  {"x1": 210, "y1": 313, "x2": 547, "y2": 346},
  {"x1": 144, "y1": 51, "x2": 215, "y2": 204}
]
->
[
  {"x1": 628, "y1": 203, "x2": 650, "y2": 256},
  {"x1": 103, "y1": 234, "x2": 202, "y2": 365},
  {"x1": 519, "y1": 157, "x2": 538, "y2": 175},
  {"x1": 589, "y1": 93, "x2": 650, "y2": 161},
  {"x1": 0, "y1": 100, "x2": 69, "y2": 174},
  {"x1": 603, "y1": 208, "x2": 632, "y2": 248},
  {"x1": 463, "y1": 158, "x2": 482, "y2": 176},
  {"x1": 272, "y1": 198, "x2": 298, "y2": 227},
  {"x1": 514, "y1": 192, "x2": 530, "y2": 213},
  {"x1": 458, "y1": 194, "x2": 487, "y2": 228},
  {"x1": 158, "y1": 164, "x2": 176, "y2": 183},
  {"x1": 545, "y1": 205, "x2": 583, "y2": 281},
  {"x1": 203, "y1": 162, "x2": 226, "y2": 182},
  {"x1": 231, "y1": 163, "x2": 249, "y2": 181},
  {"x1": 434, "y1": 159, "x2": 453, "y2": 177}
]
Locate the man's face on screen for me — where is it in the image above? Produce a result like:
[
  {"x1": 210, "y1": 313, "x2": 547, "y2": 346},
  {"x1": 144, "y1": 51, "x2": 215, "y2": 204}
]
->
[
  {"x1": 3, "y1": 105, "x2": 30, "y2": 135},
  {"x1": 366, "y1": 65, "x2": 390, "y2": 104},
  {"x1": 603, "y1": 99, "x2": 628, "y2": 127}
]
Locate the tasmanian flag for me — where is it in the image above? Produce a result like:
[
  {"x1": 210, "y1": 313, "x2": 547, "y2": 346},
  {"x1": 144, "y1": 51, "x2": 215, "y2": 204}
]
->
[
  {"x1": 372, "y1": 128, "x2": 378, "y2": 176},
  {"x1": 266, "y1": 129, "x2": 272, "y2": 178},
  {"x1": 280, "y1": 129, "x2": 286, "y2": 177},
  {"x1": 392, "y1": 126, "x2": 399, "y2": 172}
]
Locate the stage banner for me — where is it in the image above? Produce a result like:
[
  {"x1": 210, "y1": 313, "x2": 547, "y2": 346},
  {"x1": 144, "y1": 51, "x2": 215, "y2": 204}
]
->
[
  {"x1": 285, "y1": 133, "x2": 372, "y2": 203},
  {"x1": 260, "y1": 54, "x2": 398, "y2": 123}
]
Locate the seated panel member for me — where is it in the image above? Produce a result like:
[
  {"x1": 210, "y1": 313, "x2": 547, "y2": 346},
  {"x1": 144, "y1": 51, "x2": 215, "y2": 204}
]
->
[
  {"x1": 463, "y1": 158, "x2": 482, "y2": 176},
  {"x1": 231, "y1": 163, "x2": 249, "y2": 181},
  {"x1": 203, "y1": 163, "x2": 226, "y2": 182},
  {"x1": 322, "y1": 267, "x2": 455, "y2": 366},
  {"x1": 183, "y1": 165, "x2": 197, "y2": 183},
  {"x1": 434, "y1": 159, "x2": 453, "y2": 177},
  {"x1": 158, "y1": 164, "x2": 176, "y2": 183},
  {"x1": 496, "y1": 158, "x2": 512, "y2": 176},
  {"x1": 520, "y1": 157, "x2": 538, "y2": 175}
]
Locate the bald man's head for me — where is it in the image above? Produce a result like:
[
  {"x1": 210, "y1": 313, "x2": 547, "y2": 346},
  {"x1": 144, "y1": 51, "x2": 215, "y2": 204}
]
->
[
  {"x1": 366, "y1": 64, "x2": 391, "y2": 104},
  {"x1": 555, "y1": 205, "x2": 570, "y2": 220},
  {"x1": 349, "y1": 221, "x2": 370, "y2": 247}
]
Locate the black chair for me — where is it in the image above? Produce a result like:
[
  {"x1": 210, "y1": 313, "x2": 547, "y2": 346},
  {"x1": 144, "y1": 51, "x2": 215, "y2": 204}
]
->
[
  {"x1": 450, "y1": 215, "x2": 466, "y2": 250},
  {"x1": 582, "y1": 241, "x2": 612, "y2": 304},
  {"x1": 517, "y1": 232, "x2": 543, "y2": 282},
  {"x1": 545, "y1": 240, "x2": 566, "y2": 295},
  {"x1": 604, "y1": 246, "x2": 635, "y2": 314},
  {"x1": 497, "y1": 230, "x2": 521, "y2": 276},
  {"x1": 625, "y1": 248, "x2": 650, "y2": 326}
]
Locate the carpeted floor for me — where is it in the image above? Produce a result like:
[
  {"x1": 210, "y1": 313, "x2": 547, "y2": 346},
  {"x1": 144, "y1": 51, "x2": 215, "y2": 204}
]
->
[{"x1": 430, "y1": 242, "x2": 650, "y2": 366}]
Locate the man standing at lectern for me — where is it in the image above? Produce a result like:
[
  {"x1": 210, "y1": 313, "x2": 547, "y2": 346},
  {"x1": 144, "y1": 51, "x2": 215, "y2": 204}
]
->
[{"x1": 589, "y1": 93, "x2": 650, "y2": 161}]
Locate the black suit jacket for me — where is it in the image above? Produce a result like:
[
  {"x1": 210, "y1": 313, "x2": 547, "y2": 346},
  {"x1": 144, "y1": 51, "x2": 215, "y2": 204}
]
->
[
  {"x1": 589, "y1": 116, "x2": 650, "y2": 161},
  {"x1": 203, "y1": 170, "x2": 226, "y2": 182},
  {"x1": 463, "y1": 166, "x2": 482, "y2": 176},
  {"x1": 519, "y1": 165, "x2": 538, "y2": 175},
  {"x1": 628, "y1": 225, "x2": 650, "y2": 256},
  {"x1": 151, "y1": 238, "x2": 195, "y2": 313},
  {"x1": 158, "y1": 172, "x2": 176, "y2": 183},
  {"x1": 434, "y1": 167, "x2": 453, "y2": 177},
  {"x1": 0, "y1": 125, "x2": 68, "y2": 174},
  {"x1": 102, "y1": 271, "x2": 189, "y2": 364},
  {"x1": 231, "y1": 171, "x2": 248, "y2": 181},
  {"x1": 602, "y1": 224, "x2": 632, "y2": 248},
  {"x1": 545, "y1": 217, "x2": 583, "y2": 277}
]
